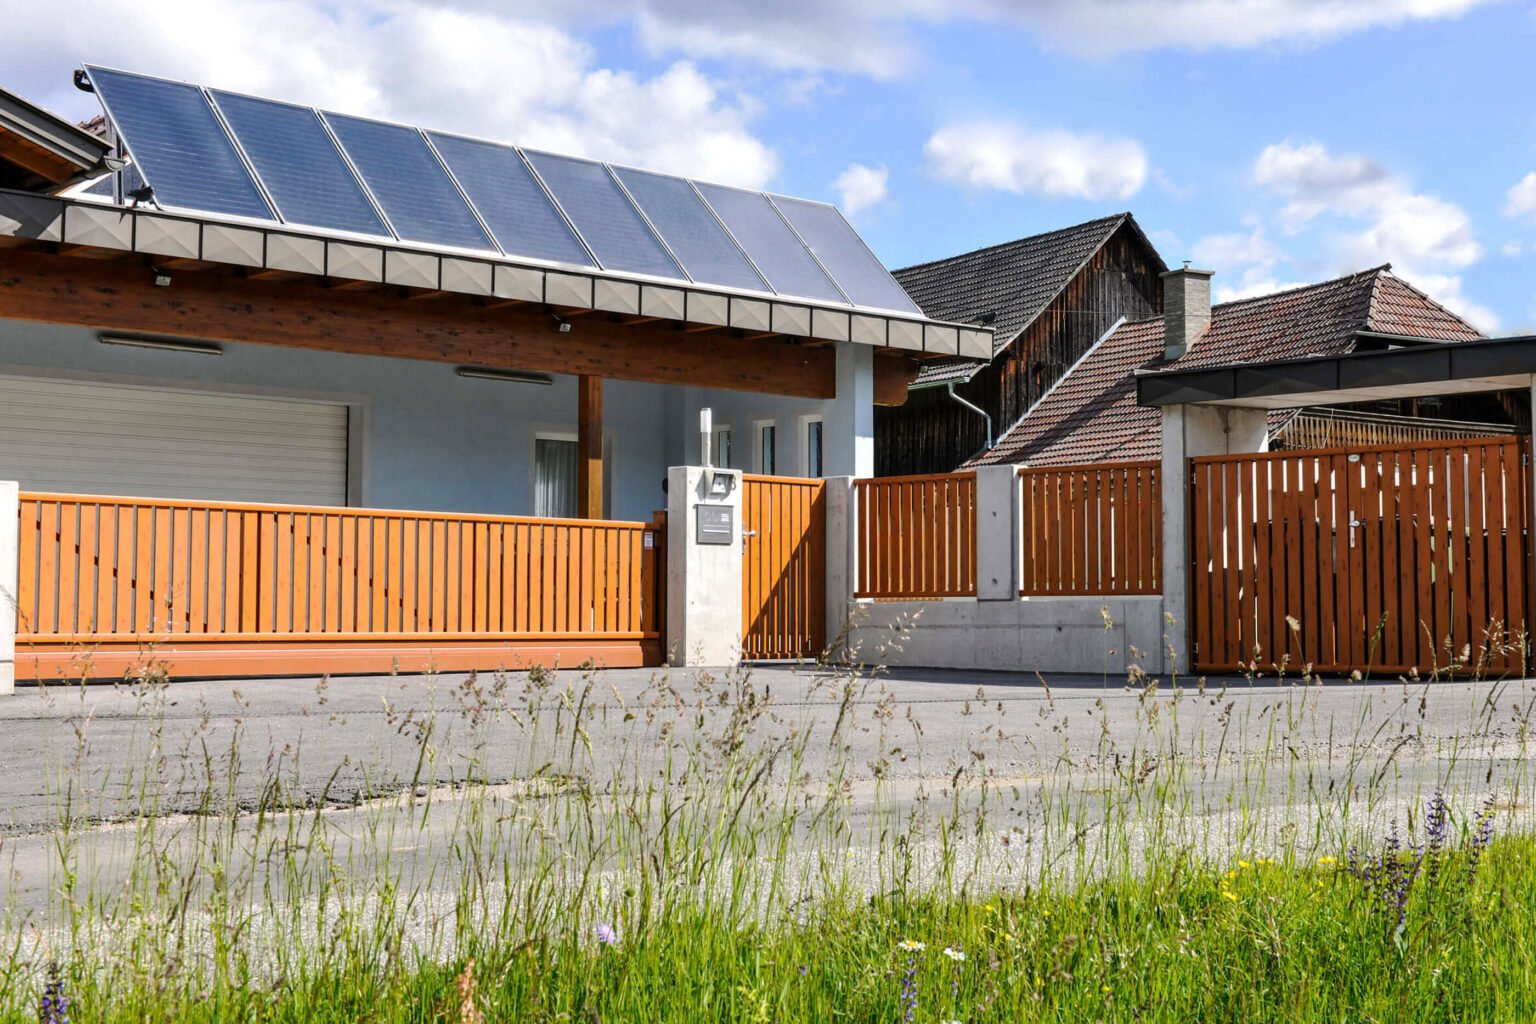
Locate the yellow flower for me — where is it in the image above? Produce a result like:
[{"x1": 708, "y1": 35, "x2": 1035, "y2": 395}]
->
[
  {"x1": 983, "y1": 904, "x2": 996, "y2": 913},
  {"x1": 1317, "y1": 856, "x2": 1337, "y2": 865},
  {"x1": 1042, "y1": 910, "x2": 1050, "y2": 918},
  {"x1": 1238, "y1": 860, "x2": 1253, "y2": 870},
  {"x1": 1103, "y1": 985, "x2": 1113, "y2": 994},
  {"x1": 1221, "y1": 890, "x2": 1238, "y2": 902}
]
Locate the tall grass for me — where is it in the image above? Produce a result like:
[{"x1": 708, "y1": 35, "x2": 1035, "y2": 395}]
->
[{"x1": 2, "y1": 618, "x2": 1534, "y2": 1021}]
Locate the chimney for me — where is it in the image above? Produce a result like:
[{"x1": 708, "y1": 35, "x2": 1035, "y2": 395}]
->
[{"x1": 1160, "y1": 265, "x2": 1214, "y2": 361}]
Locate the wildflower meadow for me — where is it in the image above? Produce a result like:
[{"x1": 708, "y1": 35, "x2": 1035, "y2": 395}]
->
[{"x1": 2, "y1": 624, "x2": 1535, "y2": 1022}]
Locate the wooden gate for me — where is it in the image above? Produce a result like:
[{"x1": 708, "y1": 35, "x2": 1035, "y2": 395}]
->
[
  {"x1": 741, "y1": 475, "x2": 826, "y2": 660},
  {"x1": 1189, "y1": 437, "x2": 1529, "y2": 676}
]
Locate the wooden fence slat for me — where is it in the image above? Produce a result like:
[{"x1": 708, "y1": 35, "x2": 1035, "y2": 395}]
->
[
  {"x1": 852, "y1": 472, "x2": 978, "y2": 600},
  {"x1": 14, "y1": 493, "x2": 664, "y2": 670}
]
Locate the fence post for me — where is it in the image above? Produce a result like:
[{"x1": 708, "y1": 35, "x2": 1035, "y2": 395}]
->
[
  {"x1": 0, "y1": 481, "x2": 16, "y2": 695},
  {"x1": 823, "y1": 476, "x2": 856, "y2": 660},
  {"x1": 975, "y1": 465, "x2": 1019, "y2": 600},
  {"x1": 665, "y1": 465, "x2": 744, "y2": 667}
]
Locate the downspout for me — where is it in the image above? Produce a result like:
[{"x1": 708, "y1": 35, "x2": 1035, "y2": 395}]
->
[{"x1": 946, "y1": 383, "x2": 992, "y2": 451}]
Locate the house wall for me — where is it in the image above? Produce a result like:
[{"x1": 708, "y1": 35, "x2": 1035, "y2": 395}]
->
[
  {"x1": 875, "y1": 224, "x2": 1163, "y2": 475},
  {"x1": 673, "y1": 385, "x2": 832, "y2": 477},
  {"x1": 0, "y1": 318, "x2": 674, "y2": 521}
]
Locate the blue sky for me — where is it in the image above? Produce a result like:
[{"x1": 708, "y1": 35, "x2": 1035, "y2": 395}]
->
[{"x1": 5, "y1": 0, "x2": 1532, "y2": 330}]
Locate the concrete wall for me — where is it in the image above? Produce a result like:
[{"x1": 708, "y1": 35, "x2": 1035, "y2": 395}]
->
[
  {"x1": 666, "y1": 465, "x2": 744, "y2": 666},
  {"x1": 843, "y1": 596, "x2": 1167, "y2": 677},
  {"x1": 0, "y1": 318, "x2": 672, "y2": 521}
]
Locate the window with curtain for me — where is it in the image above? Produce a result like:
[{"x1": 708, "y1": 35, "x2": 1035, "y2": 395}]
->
[
  {"x1": 805, "y1": 418, "x2": 823, "y2": 478},
  {"x1": 758, "y1": 423, "x2": 776, "y2": 475},
  {"x1": 534, "y1": 437, "x2": 578, "y2": 518}
]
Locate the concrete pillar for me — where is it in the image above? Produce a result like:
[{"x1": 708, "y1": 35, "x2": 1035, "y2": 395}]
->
[
  {"x1": 974, "y1": 464, "x2": 1019, "y2": 600},
  {"x1": 665, "y1": 465, "x2": 744, "y2": 666},
  {"x1": 825, "y1": 343, "x2": 874, "y2": 478},
  {"x1": 1161, "y1": 404, "x2": 1270, "y2": 674},
  {"x1": 0, "y1": 481, "x2": 16, "y2": 695},
  {"x1": 823, "y1": 476, "x2": 856, "y2": 658}
]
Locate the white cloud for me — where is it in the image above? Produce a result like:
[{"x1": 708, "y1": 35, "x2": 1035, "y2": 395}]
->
[
  {"x1": 1505, "y1": 172, "x2": 1536, "y2": 220},
  {"x1": 556, "y1": 0, "x2": 1495, "y2": 79},
  {"x1": 0, "y1": 0, "x2": 778, "y2": 188},
  {"x1": 1195, "y1": 144, "x2": 1497, "y2": 329},
  {"x1": 996, "y1": 0, "x2": 1492, "y2": 57},
  {"x1": 1501, "y1": 240, "x2": 1524, "y2": 257},
  {"x1": 833, "y1": 162, "x2": 889, "y2": 215},
  {"x1": 924, "y1": 122, "x2": 1146, "y2": 201}
]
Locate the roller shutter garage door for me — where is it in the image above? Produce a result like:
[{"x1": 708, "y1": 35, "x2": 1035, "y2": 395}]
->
[{"x1": 0, "y1": 376, "x2": 349, "y2": 505}]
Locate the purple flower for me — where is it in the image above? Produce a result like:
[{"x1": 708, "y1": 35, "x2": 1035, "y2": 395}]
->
[
  {"x1": 39, "y1": 962, "x2": 69, "y2": 1024},
  {"x1": 594, "y1": 923, "x2": 620, "y2": 946}
]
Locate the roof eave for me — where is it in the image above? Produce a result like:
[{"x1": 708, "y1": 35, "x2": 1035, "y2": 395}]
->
[{"x1": 0, "y1": 89, "x2": 110, "y2": 184}]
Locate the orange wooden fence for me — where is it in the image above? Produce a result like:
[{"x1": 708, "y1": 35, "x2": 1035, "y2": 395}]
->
[
  {"x1": 1189, "y1": 437, "x2": 1528, "y2": 676},
  {"x1": 854, "y1": 472, "x2": 976, "y2": 599},
  {"x1": 741, "y1": 475, "x2": 826, "y2": 660},
  {"x1": 1019, "y1": 461, "x2": 1161, "y2": 596},
  {"x1": 14, "y1": 492, "x2": 665, "y2": 680}
]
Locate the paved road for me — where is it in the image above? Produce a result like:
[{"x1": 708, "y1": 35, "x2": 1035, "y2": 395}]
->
[{"x1": 0, "y1": 663, "x2": 1531, "y2": 924}]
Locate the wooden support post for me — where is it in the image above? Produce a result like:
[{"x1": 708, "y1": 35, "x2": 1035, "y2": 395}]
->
[{"x1": 578, "y1": 375, "x2": 603, "y2": 520}]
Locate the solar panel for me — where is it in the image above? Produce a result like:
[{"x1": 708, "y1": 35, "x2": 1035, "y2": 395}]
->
[
  {"x1": 524, "y1": 152, "x2": 681, "y2": 279},
  {"x1": 84, "y1": 67, "x2": 273, "y2": 221},
  {"x1": 426, "y1": 133, "x2": 593, "y2": 268},
  {"x1": 693, "y1": 183, "x2": 845, "y2": 304},
  {"x1": 210, "y1": 91, "x2": 388, "y2": 238},
  {"x1": 613, "y1": 168, "x2": 767, "y2": 292},
  {"x1": 323, "y1": 113, "x2": 493, "y2": 251},
  {"x1": 770, "y1": 197, "x2": 920, "y2": 314}
]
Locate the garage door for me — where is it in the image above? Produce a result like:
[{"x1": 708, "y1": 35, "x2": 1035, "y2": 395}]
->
[{"x1": 0, "y1": 376, "x2": 349, "y2": 505}]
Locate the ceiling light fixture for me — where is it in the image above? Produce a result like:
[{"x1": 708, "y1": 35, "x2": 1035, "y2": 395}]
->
[
  {"x1": 99, "y1": 334, "x2": 222, "y2": 356},
  {"x1": 455, "y1": 366, "x2": 554, "y2": 386}
]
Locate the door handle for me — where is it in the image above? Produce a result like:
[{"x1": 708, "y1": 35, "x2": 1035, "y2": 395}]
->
[{"x1": 743, "y1": 529, "x2": 758, "y2": 537}]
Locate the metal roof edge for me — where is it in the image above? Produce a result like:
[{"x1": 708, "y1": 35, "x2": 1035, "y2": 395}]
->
[
  {"x1": 0, "y1": 88, "x2": 110, "y2": 177},
  {"x1": 0, "y1": 189, "x2": 991, "y2": 356}
]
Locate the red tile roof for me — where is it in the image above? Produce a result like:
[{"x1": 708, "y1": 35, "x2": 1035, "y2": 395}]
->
[{"x1": 971, "y1": 267, "x2": 1482, "y2": 467}]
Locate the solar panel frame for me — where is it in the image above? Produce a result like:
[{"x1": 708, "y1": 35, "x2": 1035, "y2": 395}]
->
[
  {"x1": 769, "y1": 194, "x2": 921, "y2": 314},
  {"x1": 321, "y1": 111, "x2": 496, "y2": 253},
  {"x1": 209, "y1": 89, "x2": 391, "y2": 239},
  {"x1": 424, "y1": 131, "x2": 596, "y2": 269},
  {"x1": 610, "y1": 166, "x2": 769, "y2": 293},
  {"x1": 522, "y1": 150, "x2": 684, "y2": 280},
  {"x1": 84, "y1": 66, "x2": 274, "y2": 222},
  {"x1": 692, "y1": 182, "x2": 850, "y2": 305}
]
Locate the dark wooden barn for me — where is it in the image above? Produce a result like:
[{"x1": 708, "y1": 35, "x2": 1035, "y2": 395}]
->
[{"x1": 875, "y1": 213, "x2": 1166, "y2": 476}]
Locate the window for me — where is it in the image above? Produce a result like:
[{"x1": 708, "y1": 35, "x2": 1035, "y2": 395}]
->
[
  {"x1": 803, "y1": 416, "x2": 824, "y2": 478},
  {"x1": 534, "y1": 435, "x2": 578, "y2": 518},
  {"x1": 755, "y1": 420, "x2": 777, "y2": 475},
  {"x1": 712, "y1": 425, "x2": 734, "y2": 469}
]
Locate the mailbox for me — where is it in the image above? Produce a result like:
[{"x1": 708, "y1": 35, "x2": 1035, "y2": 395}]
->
[{"x1": 696, "y1": 503, "x2": 734, "y2": 545}]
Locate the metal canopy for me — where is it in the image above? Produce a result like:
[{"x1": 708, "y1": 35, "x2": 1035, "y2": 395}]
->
[
  {"x1": 81, "y1": 65, "x2": 928, "y2": 319},
  {"x1": 1135, "y1": 333, "x2": 1536, "y2": 409}
]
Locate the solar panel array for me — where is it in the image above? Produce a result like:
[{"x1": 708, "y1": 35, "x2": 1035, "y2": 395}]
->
[{"x1": 84, "y1": 66, "x2": 921, "y2": 315}]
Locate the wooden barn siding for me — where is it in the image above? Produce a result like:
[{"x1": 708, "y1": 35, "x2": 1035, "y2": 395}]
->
[{"x1": 875, "y1": 227, "x2": 1162, "y2": 476}]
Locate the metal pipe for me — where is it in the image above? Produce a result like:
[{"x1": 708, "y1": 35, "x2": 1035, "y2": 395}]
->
[{"x1": 946, "y1": 383, "x2": 993, "y2": 450}]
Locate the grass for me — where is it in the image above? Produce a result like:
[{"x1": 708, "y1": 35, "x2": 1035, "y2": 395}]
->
[{"x1": 3, "y1": 621, "x2": 1536, "y2": 1021}]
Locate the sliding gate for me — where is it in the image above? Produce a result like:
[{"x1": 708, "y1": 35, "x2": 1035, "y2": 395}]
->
[{"x1": 1189, "y1": 437, "x2": 1529, "y2": 676}]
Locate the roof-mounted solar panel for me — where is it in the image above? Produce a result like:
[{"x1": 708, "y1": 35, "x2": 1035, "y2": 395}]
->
[
  {"x1": 323, "y1": 113, "x2": 494, "y2": 251},
  {"x1": 770, "y1": 196, "x2": 920, "y2": 314},
  {"x1": 79, "y1": 66, "x2": 937, "y2": 324},
  {"x1": 524, "y1": 152, "x2": 682, "y2": 279},
  {"x1": 613, "y1": 168, "x2": 768, "y2": 293},
  {"x1": 426, "y1": 133, "x2": 594, "y2": 268},
  {"x1": 84, "y1": 66, "x2": 273, "y2": 221},
  {"x1": 693, "y1": 183, "x2": 846, "y2": 304},
  {"x1": 211, "y1": 91, "x2": 389, "y2": 238}
]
